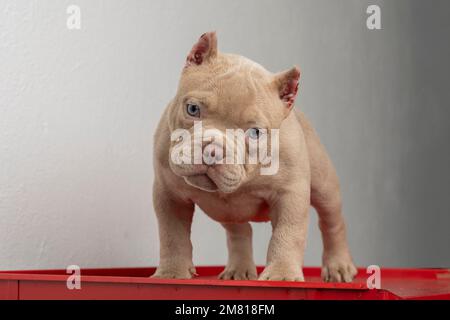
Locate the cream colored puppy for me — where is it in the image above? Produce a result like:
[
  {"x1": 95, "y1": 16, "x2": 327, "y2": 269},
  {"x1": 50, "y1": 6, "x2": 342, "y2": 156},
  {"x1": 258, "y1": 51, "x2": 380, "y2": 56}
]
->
[{"x1": 152, "y1": 32, "x2": 357, "y2": 282}]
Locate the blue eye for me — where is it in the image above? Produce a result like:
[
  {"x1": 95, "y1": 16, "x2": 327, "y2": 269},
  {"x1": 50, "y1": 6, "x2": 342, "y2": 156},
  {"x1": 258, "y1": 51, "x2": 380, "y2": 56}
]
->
[
  {"x1": 248, "y1": 128, "x2": 262, "y2": 140},
  {"x1": 186, "y1": 103, "x2": 200, "y2": 117}
]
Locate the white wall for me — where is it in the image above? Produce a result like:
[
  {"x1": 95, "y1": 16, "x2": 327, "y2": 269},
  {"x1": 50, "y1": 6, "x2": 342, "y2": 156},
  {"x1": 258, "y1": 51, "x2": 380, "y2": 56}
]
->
[{"x1": 1, "y1": 0, "x2": 449, "y2": 270}]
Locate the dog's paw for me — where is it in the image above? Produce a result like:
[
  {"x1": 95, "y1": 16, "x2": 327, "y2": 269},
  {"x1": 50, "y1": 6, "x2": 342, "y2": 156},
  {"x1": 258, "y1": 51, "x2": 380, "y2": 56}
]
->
[
  {"x1": 322, "y1": 252, "x2": 357, "y2": 283},
  {"x1": 151, "y1": 264, "x2": 197, "y2": 280},
  {"x1": 219, "y1": 262, "x2": 257, "y2": 280},
  {"x1": 258, "y1": 264, "x2": 304, "y2": 282}
]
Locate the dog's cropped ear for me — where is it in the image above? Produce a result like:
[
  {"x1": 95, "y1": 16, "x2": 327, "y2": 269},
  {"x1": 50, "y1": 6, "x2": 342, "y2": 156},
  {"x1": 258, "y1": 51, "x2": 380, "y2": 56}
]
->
[
  {"x1": 185, "y1": 32, "x2": 218, "y2": 67},
  {"x1": 274, "y1": 66, "x2": 300, "y2": 111}
]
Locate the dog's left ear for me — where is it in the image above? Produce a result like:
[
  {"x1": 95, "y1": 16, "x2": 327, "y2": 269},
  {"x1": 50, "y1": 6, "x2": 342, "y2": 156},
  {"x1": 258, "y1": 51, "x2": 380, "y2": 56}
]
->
[
  {"x1": 185, "y1": 32, "x2": 218, "y2": 67},
  {"x1": 274, "y1": 66, "x2": 300, "y2": 111}
]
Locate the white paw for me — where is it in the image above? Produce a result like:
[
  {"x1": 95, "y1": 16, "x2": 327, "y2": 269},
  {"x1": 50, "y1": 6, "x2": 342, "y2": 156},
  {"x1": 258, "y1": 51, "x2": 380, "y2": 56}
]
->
[
  {"x1": 219, "y1": 262, "x2": 257, "y2": 280},
  {"x1": 258, "y1": 264, "x2": 304, "y2": 282},
  {"x1": 322, "y1": 252, "x2": 357, "y2": 283},
  {"x1": 151, "y1": 264, "x2": 197, "y2": 279}
]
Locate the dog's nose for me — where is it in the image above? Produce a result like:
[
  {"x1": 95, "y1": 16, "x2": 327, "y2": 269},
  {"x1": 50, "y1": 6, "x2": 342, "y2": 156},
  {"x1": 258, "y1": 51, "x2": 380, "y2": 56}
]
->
[{"x1": 203, "y1": 142, "x2": 224, "y2": 165}]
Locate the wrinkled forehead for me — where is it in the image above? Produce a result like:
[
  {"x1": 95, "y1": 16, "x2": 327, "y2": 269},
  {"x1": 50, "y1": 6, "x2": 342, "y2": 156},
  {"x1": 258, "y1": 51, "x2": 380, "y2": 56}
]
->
[{"x1": 178, "y1": 55, "x2": 276, "y2": 126}]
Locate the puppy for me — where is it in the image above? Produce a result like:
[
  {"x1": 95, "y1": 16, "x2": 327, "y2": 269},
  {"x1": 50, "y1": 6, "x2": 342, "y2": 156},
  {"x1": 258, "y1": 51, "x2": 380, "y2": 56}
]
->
[{"x1": 151, "y1": 32, "x2": 357, "y2": 282}]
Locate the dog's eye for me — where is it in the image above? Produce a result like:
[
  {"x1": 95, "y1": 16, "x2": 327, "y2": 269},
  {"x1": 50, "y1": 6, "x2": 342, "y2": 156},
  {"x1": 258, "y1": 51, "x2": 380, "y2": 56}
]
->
[
  {"x1": 247, "y1": 128, "x2": 262, "y2": 140},
  {"x1": 186, "y1": 103, "x2": 201, "y2": 118}
]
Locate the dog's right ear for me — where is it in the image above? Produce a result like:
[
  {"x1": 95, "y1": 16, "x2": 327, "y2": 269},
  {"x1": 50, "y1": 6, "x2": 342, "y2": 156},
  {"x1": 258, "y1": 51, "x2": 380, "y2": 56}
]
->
[{"x1": 185, "y1": 32, "x2": 218, "y2": 67}]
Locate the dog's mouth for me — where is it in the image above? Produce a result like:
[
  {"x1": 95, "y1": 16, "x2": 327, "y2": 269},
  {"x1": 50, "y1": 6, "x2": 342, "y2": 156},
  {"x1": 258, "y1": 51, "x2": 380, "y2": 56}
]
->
[
  {"x1": 170, "y1": 162, "x2": 243, "y2": 193},
  {"x1": 184, "y1": 174, "x2": 218, "y2": 192}
]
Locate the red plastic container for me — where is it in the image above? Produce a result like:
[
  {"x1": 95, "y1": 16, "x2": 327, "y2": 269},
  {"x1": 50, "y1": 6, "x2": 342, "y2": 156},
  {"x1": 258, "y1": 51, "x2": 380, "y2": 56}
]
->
[{"x1": 0, "y1": 266, "x2": 449, "y2": 300}]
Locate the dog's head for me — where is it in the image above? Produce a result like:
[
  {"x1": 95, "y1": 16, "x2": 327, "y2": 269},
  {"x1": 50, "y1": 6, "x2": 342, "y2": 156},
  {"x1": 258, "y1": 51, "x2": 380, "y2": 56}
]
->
[{"x1": 167, "y1": 32, "x2": 300, "y2": 193}]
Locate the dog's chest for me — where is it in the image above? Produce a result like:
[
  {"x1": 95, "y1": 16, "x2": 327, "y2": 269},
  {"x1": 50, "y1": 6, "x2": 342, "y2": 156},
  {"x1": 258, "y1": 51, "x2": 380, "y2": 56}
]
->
[{"x1": 190, "y1": 192, "x2": 271, "y2": 223}]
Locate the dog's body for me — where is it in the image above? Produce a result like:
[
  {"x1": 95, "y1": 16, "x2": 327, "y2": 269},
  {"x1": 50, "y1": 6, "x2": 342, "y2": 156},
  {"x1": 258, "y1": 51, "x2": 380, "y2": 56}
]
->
[{"x1": 152, "y1": 32, "x2": 356, "y2": 282}]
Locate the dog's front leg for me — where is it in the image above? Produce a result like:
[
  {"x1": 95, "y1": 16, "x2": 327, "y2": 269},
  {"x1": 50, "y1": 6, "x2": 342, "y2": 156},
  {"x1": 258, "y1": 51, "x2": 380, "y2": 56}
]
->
[
  {"x1": 151, "y1": 181, "x2": 196, "y2": 279},
  {"x1": 259, "y1": 185, "x2": 310, "y2": 281}
]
